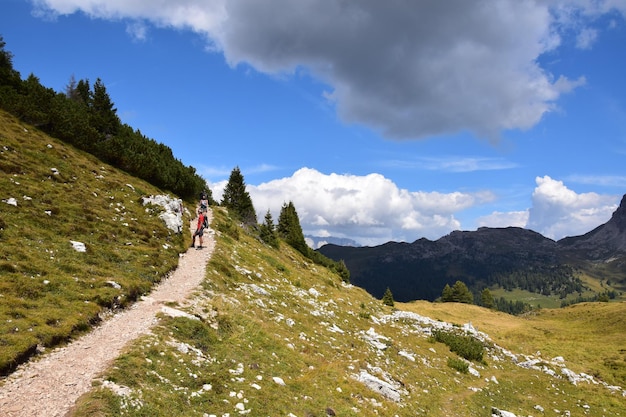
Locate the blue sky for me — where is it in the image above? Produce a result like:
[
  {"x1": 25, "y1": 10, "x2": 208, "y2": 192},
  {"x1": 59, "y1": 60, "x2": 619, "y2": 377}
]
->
[{"x1": 2, "y1": 0, "x2": 625, "y2": 246}]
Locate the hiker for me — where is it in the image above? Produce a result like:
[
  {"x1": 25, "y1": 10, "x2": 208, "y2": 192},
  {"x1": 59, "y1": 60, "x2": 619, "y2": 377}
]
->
[
  {"x1": 199, "y1": 193, "x2": 209, "y2": 213},
  {"x1": 191, "y1": 208, "x2": 206, "y2": 249}
]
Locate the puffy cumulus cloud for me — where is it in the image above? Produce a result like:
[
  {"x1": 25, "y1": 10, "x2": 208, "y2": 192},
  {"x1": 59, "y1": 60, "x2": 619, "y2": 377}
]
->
[
  {"x1": 31, "y1": 0, "x2": 625, "y2": 140},
  {"x1": 211, "y1": 168, "x2": 494, "y2": 245},
  {"x1": 526, "y1": 176, "x2": 618, "y2": 239}
]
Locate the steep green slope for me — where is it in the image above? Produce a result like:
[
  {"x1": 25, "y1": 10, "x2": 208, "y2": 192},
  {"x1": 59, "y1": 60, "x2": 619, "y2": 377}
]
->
[
  {"x1": 69, "y1": 208, "x2": 626, "y2": 417},
  {"x1": 0, "y1": 109, "x2": 191, "y2": 374}
]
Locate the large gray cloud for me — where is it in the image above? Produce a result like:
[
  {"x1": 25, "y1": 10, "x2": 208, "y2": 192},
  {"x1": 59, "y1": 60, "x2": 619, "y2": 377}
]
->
[{"x1": 31, "y1": 0, "x2": 622, "y2": 139}]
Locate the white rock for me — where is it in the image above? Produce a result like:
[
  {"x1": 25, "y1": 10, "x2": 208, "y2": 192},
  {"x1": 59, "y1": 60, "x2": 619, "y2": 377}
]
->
[
  {"x1": 491, "y1": 407, "x2": 517, "y2": 417},
  {"x1": 70, "y1": 241, "x2": 86, "y2": 252},
  {"x1": 272, "y1": 377, "x2": 286, "y2": 386},
  {"x1": 160, "y1": 306, "x2": 199, "y2": 320},
  {"x1": 141, "y1": 195, "x2": 184, "y2": 233},
  {"x1": 106, "y1": 280, "x2": 121, "y2": 289},
  {"x1": 353, "y1": 370, "x2": 404, "y2": 402}
]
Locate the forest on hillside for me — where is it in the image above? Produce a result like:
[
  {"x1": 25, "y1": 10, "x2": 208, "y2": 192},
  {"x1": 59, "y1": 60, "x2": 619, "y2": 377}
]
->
[{"x1": 0, "y1": 36, "x2": 207, "y2": 201}]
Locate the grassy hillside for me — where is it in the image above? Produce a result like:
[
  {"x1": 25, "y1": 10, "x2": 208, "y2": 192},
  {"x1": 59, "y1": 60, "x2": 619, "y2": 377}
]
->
[
  {"x1": 0, "y1": 109, "x2": 192, "y2": 374},
  {"x1": 2, "y1": 110, "x2": 625, "y2": 416},
  {"x1": 69, "y1": 208, "x2": 626, "y2": 417}
]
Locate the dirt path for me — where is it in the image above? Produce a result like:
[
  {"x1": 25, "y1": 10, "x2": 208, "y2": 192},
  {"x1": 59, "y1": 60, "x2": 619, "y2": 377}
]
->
[{"x1": 0, "y1": 210, "x2": 215, "y2": 417}]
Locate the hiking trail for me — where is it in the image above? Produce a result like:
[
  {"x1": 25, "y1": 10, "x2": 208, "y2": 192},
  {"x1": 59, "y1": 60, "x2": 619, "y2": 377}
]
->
[{"x1": 0, "y1": 210, "x2": 215, "y2": 417}]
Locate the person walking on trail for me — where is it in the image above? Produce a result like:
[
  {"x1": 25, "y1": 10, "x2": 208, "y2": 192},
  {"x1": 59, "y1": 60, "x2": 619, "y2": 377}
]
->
[
  {"x1": 199, "y1": 193, "x2": 209, "y2": 213},
  {"x1": 191, "y1": 208, "x2": 207, "y2": 249}
]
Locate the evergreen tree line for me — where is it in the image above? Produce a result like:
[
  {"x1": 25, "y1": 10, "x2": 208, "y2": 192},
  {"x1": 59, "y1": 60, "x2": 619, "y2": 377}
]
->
[
  {"x1": 560, "y1": 290, "x2": 619, "y2": 307},
  {"x1": 440, "y1": 279, "x2": 620, "y2": 314},
  {"x1": 221, "y1": 167, "x2": 350, "y2": 283},
  {"x1": 492, "y1": 265, "x2": 582, "y2": 299},
  {"x1": 0, "y1": 37, "x2": 207, "y2": 201},
  {"x1": 440, "y1": 281, "x2": 533, "y2": 315}
]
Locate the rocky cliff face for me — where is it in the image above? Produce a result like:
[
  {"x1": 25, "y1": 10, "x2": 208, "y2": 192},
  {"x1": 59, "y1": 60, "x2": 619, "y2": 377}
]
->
[{"x1": 558, "y1": 194, "x2": 626, "y2": 260}]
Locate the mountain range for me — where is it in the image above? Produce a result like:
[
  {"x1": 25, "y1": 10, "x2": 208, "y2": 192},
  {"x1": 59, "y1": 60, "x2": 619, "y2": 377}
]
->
[{"x1": 318, "y1": 194, "x2": 626, "y2": 303}]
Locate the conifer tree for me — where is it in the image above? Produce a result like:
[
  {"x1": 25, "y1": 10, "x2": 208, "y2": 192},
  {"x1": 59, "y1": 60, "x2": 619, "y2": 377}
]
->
[
  {"x1": 451, "y1": 280, "x2": 474, "y2": 304},
  {"x1": 0, "y1": 36, "x2": 21, "y2": 85},
  {"x1": 91, "y1": 78, "x2": 120, "y2": 136},
  {"x1": 277, "y1": 201, "x2": 308, "y2": 255},
  {"x1": 75, "y1": 79, "x2": 91, "y2": 106},
  {"x1": 441, "y1": 284, "x2": 453, "y2": 302},
  {"x1": 221, "y1": 167, "x2": 257, "y2": 225},
  {"x1": 441, "y1": 281, "x2": 473, "y2": 304},
  {"x1": 382, "y1": 287, "x2": 395, "y2": 307},
  {"x1": 259, "y1": 209, "x2": 279, "y2": 248},
  {"x1": 480, "y1": 288, "x2": 495, "y2": 309}
]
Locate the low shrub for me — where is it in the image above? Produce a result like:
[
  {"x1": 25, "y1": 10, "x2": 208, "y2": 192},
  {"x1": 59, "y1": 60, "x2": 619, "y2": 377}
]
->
[
  {"x1": 447, "y1": 357, "x2": 469, "y2": 373},
  {"x1": 431, "y1": 329, "x2": 485, "y2": 363}
]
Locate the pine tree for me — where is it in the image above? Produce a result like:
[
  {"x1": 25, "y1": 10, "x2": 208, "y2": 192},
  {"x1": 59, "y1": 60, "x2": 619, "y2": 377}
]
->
[
  {"x1": 382, "y1": 287, "x2": 395, "y2": 307},
  {"x1": 441, "y1": 281, "x2": 473, "y2": 304},
  {"x1": 0, "y1": 35, "x2": 21, "y2": 89},
  {"x1": 221, "y1": 167, "x2": 257, "y2": 225},
  {"x1": 441, "y1": 284, "x2": 453, "y2": 302},
  {"x1": 480, "y1": 288, "x2": 495, "y2": 309},
  {"x1": 91, "y1": 78, "x2": 120, "y2": 136},
  {"x1": 451, "y1": 280, "x2": 474, "y2": 304},
  {"x1": 75, "y1": 79, "x2": 91, "y2": 106},
  {"x1": 277, "y1": 201, "x2": 308, "y2": 255},
  {"x1": 259, "y1": 210, "x2": 279, "y2": 248}
]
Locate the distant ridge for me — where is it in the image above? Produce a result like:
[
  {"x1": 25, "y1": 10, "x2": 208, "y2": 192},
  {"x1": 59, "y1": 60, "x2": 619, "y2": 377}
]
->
[
  {"x1": 305, "y1": 235, "x2": 361, "y2": 249},
  {"x1": 318, "y1": 194, "x2": 626, "y2": 303}
]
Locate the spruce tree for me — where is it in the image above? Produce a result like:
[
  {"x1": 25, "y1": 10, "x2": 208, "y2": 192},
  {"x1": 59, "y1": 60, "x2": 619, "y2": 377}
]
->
[
  {"x1": 259, "y1": 209, "x2": 279, "y2": 248},
  {"x1": 0, "y1": 36, "x2": 22, "y2": 88},
  {"x1": 382, "y1": 287, "x2": 395, "y2": 307},
  {"x1": 451, "y1": 281, "x2": 474, "y2": 304},
  {"x1": 441, "y1": 281, "x2": 473, "y2": 304},
  {"x1": 221, "y1": 167, "x2": 257, "y2": 225},
  {"x1": 91, "y1": 78, "x2": 120, "y2": 136},
  {"x1": 441, "y1": 284, "x2": 453, "y2": 302},
  {"x1": 277, "y1": 201, "x2": 308, "y2": 255},
  {"x1": 480, "y1": 288, "x2": 495, "y2": 309}
]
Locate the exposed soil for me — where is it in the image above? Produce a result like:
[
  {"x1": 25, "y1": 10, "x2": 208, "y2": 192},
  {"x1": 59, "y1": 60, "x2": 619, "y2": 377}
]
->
[{"x1": 0, "y1": 211, "x2": 215, "y2": 417}]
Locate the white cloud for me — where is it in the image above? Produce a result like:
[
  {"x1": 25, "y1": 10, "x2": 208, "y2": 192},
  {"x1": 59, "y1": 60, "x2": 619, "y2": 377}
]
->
[
  {"x1": 526, "y1": 176, "x2": 618, "y2": 239},
  {"x1": 126, "y1": 21, "x2": 148, "y2": 42},
  {"x1": 566, "y1": 174, "x2": 626, "y2": 187},
  {"x1": 477, "y1": 210, "x2": 529, "y2": 229},
  {"x1": 211, "y1": 171, "x2": 621, "y2": 244},
  {"x1": 395, "y1": 156, "x2": 519, "y2": 173},
  {"x1": 576, "y1": 27, "x2": 599, "y2": 49},
  {"x1": 458, "y1": 176, "x2": 621, "y2": 240},
  {"x1": 31, "y1": 0, "x2": 624, "y2": 140},
  {"x1": 212, "y1": 168, "x2": 494, "y2": 245}
]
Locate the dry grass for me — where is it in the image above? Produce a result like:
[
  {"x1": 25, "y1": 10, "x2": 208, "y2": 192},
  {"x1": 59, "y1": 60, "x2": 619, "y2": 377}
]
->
[
  {"x1": 0, "y1": 110, "x2": 192, "y2": 375},
  {"x1": 70, "y1": 208, "x2": 626, "y2": 416}
]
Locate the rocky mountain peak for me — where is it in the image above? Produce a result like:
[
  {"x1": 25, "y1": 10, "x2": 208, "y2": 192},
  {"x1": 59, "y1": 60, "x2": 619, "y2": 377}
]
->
[{"x1": 610, "y1": 194, "x2": 626, "y2": 231}]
